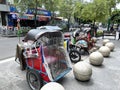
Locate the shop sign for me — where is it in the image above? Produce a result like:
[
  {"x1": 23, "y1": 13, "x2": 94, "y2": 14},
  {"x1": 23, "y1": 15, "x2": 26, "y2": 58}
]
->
[{"x1": 26, "y1": 8, "x2": 51, "y2": 16}]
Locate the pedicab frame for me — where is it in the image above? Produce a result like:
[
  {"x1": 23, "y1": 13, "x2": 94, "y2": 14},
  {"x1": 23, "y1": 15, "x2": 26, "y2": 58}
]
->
[{"x1": 15, "y1": 26, "x2": 72, "y2": 90}]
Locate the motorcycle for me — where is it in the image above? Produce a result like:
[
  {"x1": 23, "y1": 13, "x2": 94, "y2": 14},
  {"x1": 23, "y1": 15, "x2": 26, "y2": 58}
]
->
[
  {"x1": 64, "y1": 39, "x2": 81, "y2": 63},
  {"x1": 75, "y1": 39, "x2": 89, "y2": 55},
  {"x1": 72, "y1": 28, "x2": 95, "y2": 55}
]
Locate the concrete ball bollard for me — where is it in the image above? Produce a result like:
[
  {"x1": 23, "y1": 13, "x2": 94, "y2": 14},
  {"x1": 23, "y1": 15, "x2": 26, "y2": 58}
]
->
[
  {"x1": 89, "y1": 51, "x2": 104, "y2": 66},
  {"x1": 99, "y1": 46, "x2": 110, "y2": 57},
  {"x1": 73, "y1": 61, "x2": 92, "y2": 81},
  {"x1": 103, "y1": 39, "x2": 110, "y2": 46},
  {"x1": 92, "y1": 37, "x2": 97, "y2": 43},
  {"x1": 41, "y1": 82, "x2": 65, "y2": 90},
  {"x1": 105, "y1": 42, "x2": 115, "y2": 51}
]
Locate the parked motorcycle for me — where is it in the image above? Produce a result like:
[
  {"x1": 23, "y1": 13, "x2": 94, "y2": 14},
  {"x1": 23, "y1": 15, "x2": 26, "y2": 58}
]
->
[
  {"x1": 64, "y1": 40, "x2": 81, "y2": 63},
  {"x1": 75, "y1": 39, "x2": 89, "y2": 55},
  {"x1": 71, "y1": 28, "x2": 95, "y2": 55}
]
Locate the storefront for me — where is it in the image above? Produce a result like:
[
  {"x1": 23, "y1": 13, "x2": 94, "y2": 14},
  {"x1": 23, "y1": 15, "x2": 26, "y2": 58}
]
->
[
  {"x1": 8, "y1": 5, "x2": 51, "y2": 29},
  {"x1": 0, "y1": 0, "x2": 10, "y2": 26}
]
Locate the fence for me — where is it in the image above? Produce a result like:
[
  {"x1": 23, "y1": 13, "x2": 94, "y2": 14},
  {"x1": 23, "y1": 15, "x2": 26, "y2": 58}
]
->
[{"x1": 0, "y1": 27, "x2": 31, "y2": 37}]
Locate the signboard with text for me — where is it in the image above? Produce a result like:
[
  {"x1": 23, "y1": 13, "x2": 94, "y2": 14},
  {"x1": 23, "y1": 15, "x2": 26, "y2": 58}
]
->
[
  {"x1": 10, "y1": 6, "x2": 51, "y2": 17},
  {"x1": 26, "y1": 8, "x2": 51, "y2": 16}
]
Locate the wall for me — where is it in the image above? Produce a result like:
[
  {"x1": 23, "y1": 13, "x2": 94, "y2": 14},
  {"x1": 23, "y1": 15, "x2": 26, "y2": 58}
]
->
[{"x1": 0, "y1": 4, "x2": 10, "y2": 12}]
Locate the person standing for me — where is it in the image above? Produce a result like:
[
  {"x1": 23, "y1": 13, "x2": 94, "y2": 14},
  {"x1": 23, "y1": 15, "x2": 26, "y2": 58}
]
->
[
  {"x1": 94, "y1": 25, "x2": 98, "y2": 37},
  {"x1": 118, "y1": 24, "x2": 120, "y2": 40}
]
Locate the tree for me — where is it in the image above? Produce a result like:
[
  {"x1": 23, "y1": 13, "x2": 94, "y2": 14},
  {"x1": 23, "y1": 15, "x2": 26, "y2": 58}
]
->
[
  {"x1": 73, "y1": 0, "x2": 120, "y2": 23},
  {"x1": 42, "y1": 0, "x2": 61, "y2": 24},
  {"x1": 109, "y1": 10, "x2": 120, "y2": 25},
  {"x1": 74, "y1": 0, "x2": 108, "y2": 24},
  {"x1": 42, "y1": 0, "x2": 60, "y2": 12},
  {"x1": 91, "y1": 0, "x2": 108, "y2": 23},
  {"x1": 14, "y1": 0, "x2": 42, "y2": 13},
  {"x1": 73, "y1": 2, "x2": 84, "y2": 24},
  {"x1": 58, "y1": 0, "x2": 77, "y2": 30},
  {"x1": 14, "y1": 0, "x2": 44, "y2": 28},
  {"x1": 104, "y1": 0, "x2": 117, "y2": 16},
  {"x1": 13, "y1": 0, "x2": 120, "y2": 30}
]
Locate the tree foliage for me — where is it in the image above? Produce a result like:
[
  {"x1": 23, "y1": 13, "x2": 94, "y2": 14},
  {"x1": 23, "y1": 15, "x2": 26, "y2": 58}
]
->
[
  {"x1": 73, "y1": 0, "x2": 120, "y2": 24},
  {"x1": 59, "y1": 0, "x2": 74, "y2": 19},
  {"x1": 58, "y1": 0, "x2": 77, "y2": 30},
  {"x1": 13, "y1": 0, "x2": 120, "y2": 24},
  {"x1": 42, "y1": 0, "x2": 60, "y2": 13},
  {"x1": 14, "y1": 0, "x2": 42, "y2": 14},
  {"x1": 111, "y1": 10, "x2": 120, "y2": 23}
]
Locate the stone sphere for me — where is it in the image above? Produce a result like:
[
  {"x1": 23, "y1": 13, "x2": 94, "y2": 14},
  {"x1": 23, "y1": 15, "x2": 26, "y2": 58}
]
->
[
  {"x1": 99, "y1": 46, "x2": 110, "y2": 57},
  {"x1": 103, "y1": 39, "x2": 110, "y2": 46},
  {"x1": 41, "y1": 82, "x2": 65, "y2": 90},
  {"x1": 92, "y1": 37, "x2": 97, "y2": 43},
  {"x1": 105, "y1": 42, "x2": 115, "y2": 51},
  {"x1": 89, "y1": 51, "x2": 104, "y2": 65},
  {"x1": 73, "y1": 61, "x2": 92, "y2": 81}
]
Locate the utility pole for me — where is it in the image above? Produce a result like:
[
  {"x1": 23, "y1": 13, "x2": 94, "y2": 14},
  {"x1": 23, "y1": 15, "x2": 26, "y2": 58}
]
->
[{"x1": 34, "y1": 0, "x2": 37, "y2": 28}]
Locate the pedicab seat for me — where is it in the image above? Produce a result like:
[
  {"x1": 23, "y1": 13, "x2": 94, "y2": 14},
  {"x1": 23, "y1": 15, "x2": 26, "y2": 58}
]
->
[{"x1": 43, "y1": 46, "x2": 60, "y2": 64}]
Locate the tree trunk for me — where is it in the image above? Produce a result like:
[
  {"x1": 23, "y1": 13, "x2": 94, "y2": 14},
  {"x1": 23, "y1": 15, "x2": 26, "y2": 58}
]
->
[{"x1": 67, "y1": 16, "x2": 71, "y2": 32}]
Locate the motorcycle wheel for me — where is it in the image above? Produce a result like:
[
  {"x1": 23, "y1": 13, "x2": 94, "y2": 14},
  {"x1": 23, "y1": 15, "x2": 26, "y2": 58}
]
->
[
  {"x1": 69, "y1": 49, "x2": 81, "y2": 63},
  {"x1": 26, "y1": 69, "x2": 43, "y2": 90}
]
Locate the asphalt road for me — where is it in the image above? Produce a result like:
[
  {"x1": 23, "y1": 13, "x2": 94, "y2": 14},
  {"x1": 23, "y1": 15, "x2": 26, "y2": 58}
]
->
[
  {"x1": 0, "y1": 37, "x2": 120, "y2": 90},
  {"x1": 0, "y1": 32, "x2": 71, "y2": 61},
  {"x1": 0, "y1": 36, "x2": 24, "y2": 60}
]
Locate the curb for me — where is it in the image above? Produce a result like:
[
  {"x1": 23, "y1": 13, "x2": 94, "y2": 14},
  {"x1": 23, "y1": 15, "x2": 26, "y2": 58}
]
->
[{"x1": 0, "y1": 57, "x2": 15, "y2": 64}]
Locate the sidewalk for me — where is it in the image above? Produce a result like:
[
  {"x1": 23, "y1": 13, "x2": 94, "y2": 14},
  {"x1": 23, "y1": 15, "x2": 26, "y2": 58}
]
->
[
  {"x1": 0, "y1": 38, "x2": 120, "y2": 90},
  {"x1": 0, "y1": 57, "x2": 29, "y2": 90}
]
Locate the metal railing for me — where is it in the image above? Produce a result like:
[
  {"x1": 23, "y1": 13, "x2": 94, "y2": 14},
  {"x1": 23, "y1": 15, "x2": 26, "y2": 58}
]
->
[{"x1": 0, "y1": 27, "x2": 31, "y2": 37}]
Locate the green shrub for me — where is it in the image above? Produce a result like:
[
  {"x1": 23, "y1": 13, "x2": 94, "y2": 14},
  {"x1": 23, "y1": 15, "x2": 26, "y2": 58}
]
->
[
  {"x1": 17, "y1": 29, "x2": 30, "y2": 36},
  {"x1": 97, "y1": 30, "x2": 103, "y2": 37}
]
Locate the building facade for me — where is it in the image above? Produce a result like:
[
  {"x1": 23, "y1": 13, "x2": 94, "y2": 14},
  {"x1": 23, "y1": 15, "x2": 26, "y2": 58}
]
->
[
  {"x1": 0, "y1": 0, "x2": 10, "y2": 26},
  {"x1": 8, "y1": 6, "x2": 51, "y2": 28}
]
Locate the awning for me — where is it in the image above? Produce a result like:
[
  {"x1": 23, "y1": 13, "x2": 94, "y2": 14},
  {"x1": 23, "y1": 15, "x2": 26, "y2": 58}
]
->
[{"x1": 9, "y1": 13, "x2": 51, "y2": 21}]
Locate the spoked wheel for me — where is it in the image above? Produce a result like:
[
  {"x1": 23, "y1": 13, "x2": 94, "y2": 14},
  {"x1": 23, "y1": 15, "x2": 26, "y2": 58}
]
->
[
  {"x1": 26, "y1": 69, "x2": 43, "y2": 90},
  {"x1": 69, "y1": 49, "x2": 81, "y2": 63}
]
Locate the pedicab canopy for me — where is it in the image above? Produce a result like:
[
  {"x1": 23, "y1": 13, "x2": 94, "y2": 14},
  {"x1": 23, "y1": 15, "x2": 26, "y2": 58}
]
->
[
  {"x1": 24, "y1": 26, "x2": 72, "y2": 82},
  {"x1": 23, "y1": 26, "x2": 62, "y2": 42}
]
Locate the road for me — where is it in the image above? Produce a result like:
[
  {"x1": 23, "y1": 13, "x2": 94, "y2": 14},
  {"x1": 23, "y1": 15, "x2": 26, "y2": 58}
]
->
[
  {"x1": 0, "y1": 36, "x2": 24, "y2": 60},
  {"x1": 0, "y1": 32, "x2": 71, "y2": 61},
  {"x1": 0, "y1": 37, "x2": 120, "y2": 90}
]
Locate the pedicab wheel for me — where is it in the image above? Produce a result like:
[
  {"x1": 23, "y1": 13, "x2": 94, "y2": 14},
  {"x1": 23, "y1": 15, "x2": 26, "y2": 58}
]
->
[
  {"x1": 26, "y1": 69, "x2": 43, "y2": 90},
  {"x1": 69, "y1": 49, "x2": 81, "y2": 63}
]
